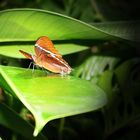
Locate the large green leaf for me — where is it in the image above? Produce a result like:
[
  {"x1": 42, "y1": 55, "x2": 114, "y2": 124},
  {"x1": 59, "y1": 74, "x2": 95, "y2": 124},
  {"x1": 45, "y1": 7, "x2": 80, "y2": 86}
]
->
[
  {"x1": 0, "y1": 8, "x2": 107, "y2": 58},
  {"x1": 0, "y1": 9, "x2": 112, "y2": 42},
  {"x1": 0, "y1": 9, "x2": 138, "y2": 59},
  {"x1": 0, "y1": 65, "x2": 107, "y2": 136},
  {"x1": 0, "y1": 44, "x2": 88, "y2": 58},
  {"x1": 0, "y1": 9, "x2": 138, "y2": 42},
  {"x1": 92, "y1": 21, "x2": 140, "y2": 42}
]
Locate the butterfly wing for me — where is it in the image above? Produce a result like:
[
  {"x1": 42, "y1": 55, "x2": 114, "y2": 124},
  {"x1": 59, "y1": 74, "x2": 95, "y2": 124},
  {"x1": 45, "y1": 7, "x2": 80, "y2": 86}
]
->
[
  {"x1": 39, "y1": 53, "x2": 72, "y2": 74},
  {"x1": 34, "y1": 36, "x2": 62, "y2": 57},
  {"x1": 34, "y1": 45, "x2": 71, "y2": 74},
  {"x1": 19, "y1": 50, "x2": 33, "y2": 60},
  {"x1": 19, "y1": 36, "x2": 72, "y2": 74}
]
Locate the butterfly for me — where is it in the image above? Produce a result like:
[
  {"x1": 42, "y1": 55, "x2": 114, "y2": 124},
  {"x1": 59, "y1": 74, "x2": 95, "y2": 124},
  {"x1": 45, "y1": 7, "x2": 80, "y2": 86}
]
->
[{"x1": 19, "y1": 36, "x2": 72, "y2": 75}]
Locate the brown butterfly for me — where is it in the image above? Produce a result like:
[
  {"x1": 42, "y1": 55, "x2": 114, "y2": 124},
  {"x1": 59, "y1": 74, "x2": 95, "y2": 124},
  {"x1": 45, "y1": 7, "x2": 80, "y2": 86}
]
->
[{"x1": 19, "y1": 36, "x2": 72, "y2": 75}]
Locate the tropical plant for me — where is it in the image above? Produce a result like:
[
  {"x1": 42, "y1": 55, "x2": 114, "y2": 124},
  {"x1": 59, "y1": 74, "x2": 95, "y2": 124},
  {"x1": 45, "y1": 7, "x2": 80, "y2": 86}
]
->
[{"x1": 0, "y1": 1, "x2": 139, "y2": 140}]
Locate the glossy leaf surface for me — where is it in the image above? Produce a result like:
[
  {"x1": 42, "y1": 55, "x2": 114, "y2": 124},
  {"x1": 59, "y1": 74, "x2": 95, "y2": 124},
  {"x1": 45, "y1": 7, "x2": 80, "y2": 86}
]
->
[
  {"x1": 0, "y1": 9, "x2": 138, "y2": 59},
  {"x1": 0, "y1": 9, "x2": 112, "y2": 41},
  {"x1": 0, "y1": 44, "x2": 88, "y2": 58},
  {"x1": 0, "y1": 65, "x2": 107, "y2": 136}
]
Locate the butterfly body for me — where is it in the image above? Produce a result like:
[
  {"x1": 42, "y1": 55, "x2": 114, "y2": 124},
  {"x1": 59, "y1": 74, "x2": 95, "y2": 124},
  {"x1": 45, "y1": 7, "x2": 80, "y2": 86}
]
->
[{"x1": 19, "y1": 36, "x2": 72, "y2": 74}]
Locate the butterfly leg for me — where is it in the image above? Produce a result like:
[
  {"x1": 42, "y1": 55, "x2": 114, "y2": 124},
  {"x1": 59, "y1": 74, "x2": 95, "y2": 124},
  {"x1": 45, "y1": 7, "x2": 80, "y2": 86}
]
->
[
  {"x1": 60, "y1": 67, "x2": 65, "y2": 76},
  {"x1": 41, "y1": 67, "x2": 48, "y2": 75},
  {"x1": 32, "y1": 64, "x2": 35, "y2": 73},
  {"x1": 28, "y1": 61, "x2": 33, "y2": 69},
  {"x1": 25, "y1": 61, "x2": 33, "y2": 72},
  {"x1": 32, "y1": 63, "x2": 37, "y2": 73}
]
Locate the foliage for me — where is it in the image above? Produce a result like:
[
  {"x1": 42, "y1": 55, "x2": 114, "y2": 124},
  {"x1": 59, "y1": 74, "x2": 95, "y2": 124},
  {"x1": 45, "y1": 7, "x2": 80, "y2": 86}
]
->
[{"x1": 0, "y1": 1, "x2": 140, "y2": 140}]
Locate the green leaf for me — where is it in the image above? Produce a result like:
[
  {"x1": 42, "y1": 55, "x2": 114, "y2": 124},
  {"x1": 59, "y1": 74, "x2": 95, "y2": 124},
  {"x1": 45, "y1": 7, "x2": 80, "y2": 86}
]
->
[
  {"x1": 0, "y1": 65, "x2": 107, "y2": 136},
  {"x1": 0, "y1": 9, "x2": 138, "y2": 58},
  {"x1": 0, "y1": 44, "x2": 88, "y2": 58},
  {"x1": 97, "y1": 70, "x2": 121, "y2": 135},
  {"x1": 0, "y1": 8, "x2": 112, "y2": 42},
  {"x1": 97, "y1": 59, "x2": 140, "y2": 136},
  {"x1": 74, "y1": 55, "x2": 119, "y2": 80},
  {"x1": 92, "y1": 21, "x2": 140, "y2": 42},
  {"x1": 97, "y1": 70, "x2": 114, "y2": 101},
  {"x1": 0, "y1": 103, "x2": 47, "y2": 140},
  {"x1": 115, "y1": 58, "x2": 140, "y2": 87}
]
